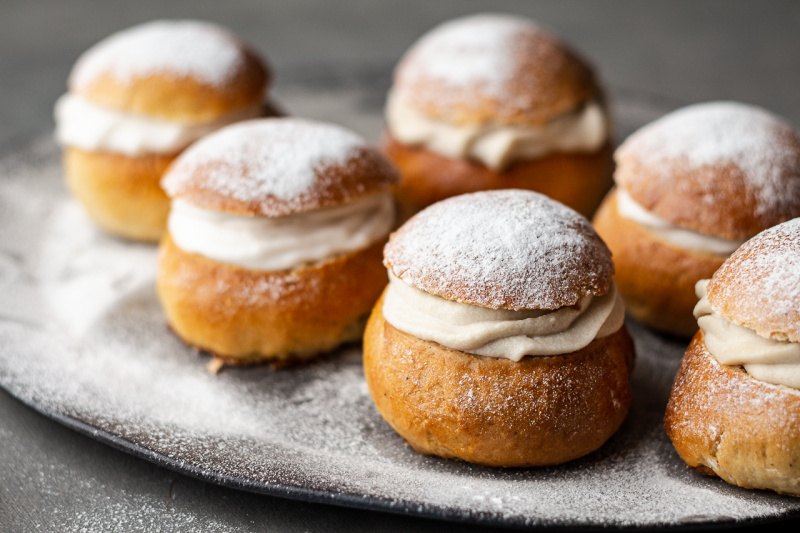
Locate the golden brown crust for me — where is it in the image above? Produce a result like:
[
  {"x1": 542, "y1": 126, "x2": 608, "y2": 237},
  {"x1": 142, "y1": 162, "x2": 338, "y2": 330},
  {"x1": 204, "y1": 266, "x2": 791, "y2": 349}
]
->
[
  {"x1": 614, "y1": 104, "x2": 800, "y2": 241},
  {"x1": 75, "y1": 47, "x2": 269, "y2": 122},
  {"x1": 384, "y1": 189, "x2": 614, "y2": 311},
  {"x1": 706, "y1": 219, "x2": 800, "y2": 342},
  {"x1": 364, "y1": 292, "x2": 634, "y2": 467},
  {"x1": 64, "y1": 147, "x2": 173, "y2": 242},
  {"x1": 395, "y1": 17, "x2": 600, "y2": 126},
  {"x1": 383, "y1": 133, "x2": 613, "y2": 219},
  {"x1": 593, "y1": 190, "x2": 726, "y2": 337},
  {"x1": 615, "y1": 160, "x2": 800, "y2": 241},
  {"x1": 157, "y1": 234, "x2": 389, "y2": 362},
  {"x1": 169, "y1": 145, "x2": 399, "y2": 218},
  {"x1": 62, "y1": 106, "x2": 281, "y2": 242},
  {"x1": 665, "y1": 332, "x2": 800, "y2": 496}
]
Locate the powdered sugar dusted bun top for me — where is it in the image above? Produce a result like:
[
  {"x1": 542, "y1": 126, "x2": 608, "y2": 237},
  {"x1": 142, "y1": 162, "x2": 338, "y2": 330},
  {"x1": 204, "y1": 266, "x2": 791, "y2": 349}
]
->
[
  {"x1": 392, "y1": 13, "x2": 599, "y2": 127},
  {"x1": 384, "y1": 190, "x2": 613, "y2": 310},
  {"x1": 162, "y1": 118, "x2": 399, "y2": 217},
  {"x1": 69, "y1": 20, "x2": 270, "y2": 121},
  {"x1": 615, "y1": 102, "x2": 800, "y2": 240},
  {"x1": 706, "y1": 218, "x2": 800, "y2": 343}
]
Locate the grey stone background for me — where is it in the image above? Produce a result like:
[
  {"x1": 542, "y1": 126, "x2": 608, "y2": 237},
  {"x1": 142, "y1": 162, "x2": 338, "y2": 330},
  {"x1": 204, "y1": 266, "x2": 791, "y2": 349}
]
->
[{"x1": 2, "y1": 1, "x2": 800, "y2": 531}]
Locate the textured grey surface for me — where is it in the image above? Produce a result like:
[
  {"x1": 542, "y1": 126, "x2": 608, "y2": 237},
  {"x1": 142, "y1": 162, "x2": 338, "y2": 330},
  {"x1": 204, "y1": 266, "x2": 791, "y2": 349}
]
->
[{"x1": 2, "y1": 1, "x2": 800, "y2": 531}]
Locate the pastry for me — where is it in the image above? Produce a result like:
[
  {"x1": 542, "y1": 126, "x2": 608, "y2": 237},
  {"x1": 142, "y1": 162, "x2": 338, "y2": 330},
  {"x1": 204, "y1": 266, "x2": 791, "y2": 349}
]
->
[
  {"x1": 55, "y1": 19, "x2": 277, "y2": 241},
  {"x1": 593, "y1": 101, "x2": 800, "y2": 337},
  {"x1": 157, "y1": 118, "x2": 398, "y2": 365},
  {"x1": 364, "y1": 190, "x2": 634, "y2": 467},
  {"x1": 383, "y1": 13, "x2": 613, "y2": 220},
  {"x1": 665, "y1": 218, "x2": 800, "y2": 496}
]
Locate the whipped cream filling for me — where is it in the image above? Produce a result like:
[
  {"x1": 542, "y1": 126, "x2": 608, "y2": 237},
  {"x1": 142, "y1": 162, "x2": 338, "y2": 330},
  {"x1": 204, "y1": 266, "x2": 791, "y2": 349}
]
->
[
  {"x1": 382, "y1": 273, "x2": 625, "y2": 362},
  {"x1": 168, "y1": 193, "x2": 395, "y2": 271},
  {"x1": 616, "y1": 189, "x2": 746, "y2": 255},
  {"x1": 54, "y1": 93, "x2": 263, "y2": 156},
  {"x1": 695, "y1": 280, "x2": 800, "y2": 389},
  {"x1": 385, "y1": 91, "x2": 609, "y2": 171}
]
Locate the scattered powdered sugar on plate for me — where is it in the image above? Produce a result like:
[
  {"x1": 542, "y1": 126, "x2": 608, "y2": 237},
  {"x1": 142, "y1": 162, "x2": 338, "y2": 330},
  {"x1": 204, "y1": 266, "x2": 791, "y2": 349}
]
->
[
  {"x1": 1, "y1": 107, "x2": 799, "y2": 527},
  {"x1": 70, "y1": 20, "x2": 246, "y2": 89},
  {"x1": 35, "y1": 201, "x2": 156, "y2": 337},
  {"x1": 162, "y1": 118, "x2": 365, "y2": 204},
  {"x1": 384, "y1": 190, "x2": 613, "y2": 310},
  {"x1": 618, "y1": 101, "x2": 800, "y2": 216}
]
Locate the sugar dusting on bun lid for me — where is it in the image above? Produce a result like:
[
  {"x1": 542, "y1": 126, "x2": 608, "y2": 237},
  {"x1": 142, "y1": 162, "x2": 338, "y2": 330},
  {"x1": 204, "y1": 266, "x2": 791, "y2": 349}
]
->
[
  {"x1": 384, "y1": 189, "x2": 613, "y2": 310},
  {"x1": 707, "y1": 218, "x2": 800, "y2": 343},
  {"x1": 162, "y1": 118, "x2": 399, "y2": 217},
  {"x1": 393, "y1": 13, "x2": 600, "y2": 127},
  {"x1": 70, "y1": 20, "x2": 270, "y2": 121},
  {"x1": 615, "y1": 101, "x2": 800, "y2": 240}
]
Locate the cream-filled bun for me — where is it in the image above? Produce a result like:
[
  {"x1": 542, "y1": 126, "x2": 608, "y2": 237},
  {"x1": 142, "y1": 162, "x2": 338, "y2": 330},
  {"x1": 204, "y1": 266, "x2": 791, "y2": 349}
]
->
[
  {"x1": 364, "y1": 190, "x2": 634, "y2": 467},
  {"x1": 665, "y1": 219, "x2": 800, "y2": 496},
  {"x1": 383, "y1": 13, "x2": 613, "y2": 220},
  {"x1": 593, "y1": 102, "x2": 800, "y2": 337},
  {"x1": 157, "y1": 118, "x2": 398, "y2": 365},
  {"x1": 55, "y1": 20, "x2": 278, "y2": 242}
]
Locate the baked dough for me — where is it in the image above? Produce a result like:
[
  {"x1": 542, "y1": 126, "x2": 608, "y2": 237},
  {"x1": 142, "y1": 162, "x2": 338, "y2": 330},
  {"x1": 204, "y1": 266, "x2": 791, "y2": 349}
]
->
[
  {"x1": 365, "y1": 293, "x2": 634, "y2": 467},
  {"x1": 64, "y1": 147, "x2": 175, "y2": 242},
  {"x1": 158, "y1": 235, "x2": 387, "y2": 364},
  {"x1": 666, "y1": 219, "x2": 800, "y2": 495},
  {"x1": 593, "y1": 190, "x2": 726, "y2": 337},
  {"x1": 594, "y1": 102, "x2": 800, "y2": 336},
  {"x1": 383, "y1": 14, "x2": 612, "y2": 218},
  {"x1": 364, "y1": 190, "x2": 634, "y2": 466},
  {"x1": 665, "y1": 332, "x2": 800, "y2": 496},
  {"x1": 157, "y1": 118, "x2": 398, "y2": 364},
  {"x1": 57, "y1": 20, "x2": 275, "y2": 241},
  {"x1": 385, "y1": 135, "x2": 613, "y2": 219}
]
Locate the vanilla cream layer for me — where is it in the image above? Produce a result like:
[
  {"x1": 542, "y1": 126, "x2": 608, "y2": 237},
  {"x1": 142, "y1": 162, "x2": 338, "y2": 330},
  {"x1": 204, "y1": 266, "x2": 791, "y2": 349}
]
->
[
  {"x1": 695, "y1": 280, "x2": 800, "y2": 389},
  {"x1": 55, "y1": 93, "x2": 263, "y2": 156},
  {"x1": 168, "y1": 193, "x2": 395, "y2": 271},
  {"x1": 383, "y1": 274, "x2": 625, "y2": 362},
  {"x1": 385, "y1": 91, "x2": 609, "y2": 171},
  {"x1": 616, "y1": 189, "x2": 745, "y2": 255}
]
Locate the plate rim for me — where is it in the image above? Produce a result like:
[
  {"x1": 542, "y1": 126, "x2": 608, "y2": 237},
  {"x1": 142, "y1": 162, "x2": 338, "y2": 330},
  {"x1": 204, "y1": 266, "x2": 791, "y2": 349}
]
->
[{"x1": 5, "y1": 384, "x2": 800, "y2": 531}]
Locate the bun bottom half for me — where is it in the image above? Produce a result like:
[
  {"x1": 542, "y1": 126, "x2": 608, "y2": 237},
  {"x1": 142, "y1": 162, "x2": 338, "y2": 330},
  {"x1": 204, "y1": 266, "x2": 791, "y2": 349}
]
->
[
  {"x1": 64, "y1": 147, "x2": 174, "y2": 242},
  {"x1": 383, "y1": 134, "x2": 613, "y2": 221},
  {"x1": 665, "y1": 332, "x2": 800, "y2": 496},
  {"x1": 157, "y1": 234, "x2": 388, "y2": 364},
  {"x1": 593, "y1": 190, "x2": 726, "y2": 338},
  {"x1": 363, "y1": 292, "x2": 635, "y2": 467}
]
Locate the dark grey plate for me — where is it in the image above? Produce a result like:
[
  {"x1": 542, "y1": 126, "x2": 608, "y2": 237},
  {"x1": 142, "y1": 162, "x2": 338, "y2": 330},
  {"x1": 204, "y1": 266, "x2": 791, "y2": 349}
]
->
[{"x1": 1, "y1": 79, "x2": 799, "y2": 529}]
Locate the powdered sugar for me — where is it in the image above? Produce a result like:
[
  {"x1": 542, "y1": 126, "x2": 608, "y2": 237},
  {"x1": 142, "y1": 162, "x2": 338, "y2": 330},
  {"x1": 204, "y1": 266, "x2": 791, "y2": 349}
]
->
[
  {"x1": 398, "y1": 14, "x2": 533, "y2": 97},
  {"x1": 666, "y1": 336, "x2": 800, "y2": 495},
  {"x1": 750, "y1": 219, "x2": 800, "y2": 302},
  {"x1": 392, "y1": 13, "x2": 595, "y2": 124},
  {"x1": 618, "y1": 102, "x2": 800, "y2": 216},
  {"x1": 671, "y1": 343, "x2": 800, "y2": 430},
  {"x1": 384, "y1": 190, "x2": 613, "y2": 310},
  {"x1": 162, "y1": 118, "x2": 365, "y2": 205},
  {"x1": 70, "y1": 20, "x2": 247, "y2": 90},
  {"x1": 708, "y1": 218, "x2": 800, "y2": 341},
  {"x1": 36, "y1": 201, "x2": 156, "y2": 337}
]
